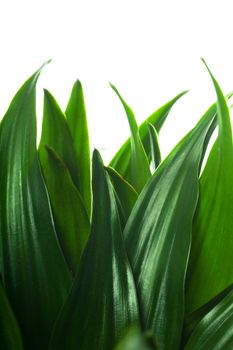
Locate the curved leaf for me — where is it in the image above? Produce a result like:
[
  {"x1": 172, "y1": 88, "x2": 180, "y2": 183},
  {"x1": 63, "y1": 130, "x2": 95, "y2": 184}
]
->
[
  {"x1": 185, "y1": 286, "x2": 233, "y2": 349},
  {"x1": 0, "y1": 64, "x2": 71, "y2": 350},
  {"x1": 106, "y1": 166, "x2": 138, "y2": 228},
  {"x1": 0, "y1": 282, "x2": 24, "y2": 350},
  {"x1": 39, "y1": 89, "x2": 81, "y2": 192},
  {"x1": 43, "y1": 145, "x2": 90, "y2": 275},
  {"x1": 124, "y1": 104, "x2": 217, "y2": 349},
  {"x1": 109, "y1": 90, "x2": 188, "y2": 178},
  {"x1": 110, "y1": 84, "x2": 151, "y2": 192},
  {"x1": 65, "y1": 80, "x2": 91, "y2": 217},
  {"x1": 49, "y1": 150, "x2": 139, "y2": 350},
  {"x1": 186, "y1": 60, "x2": 233, "y2": 313}
]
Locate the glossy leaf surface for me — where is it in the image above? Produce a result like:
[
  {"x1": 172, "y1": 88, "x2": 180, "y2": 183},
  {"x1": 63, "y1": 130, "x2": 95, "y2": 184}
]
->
[
  {"x1": 124, "y1": 104, "x2": 217, "y2": 349},
  {"x1": 147, "y1": 123, "x2": 161, "y2": 171},
  {"x1": 0, "y1": 65, "x2": 71, "y2": 350},
  {"x1": 65, "y1": 80, "x2": 91, "y2": 216},
  {"x1": 49, "y1": 150, "x2": 139, "y2": 350},
  {"x1": 43, "y1": 146, "x2": 90, "y2": 275},
  {"x1": 186, "y1": 61, "x2": 233, "y2": 313},
  {"x1": 109, "y1": 91, "x2": 188, "y2": 178}
]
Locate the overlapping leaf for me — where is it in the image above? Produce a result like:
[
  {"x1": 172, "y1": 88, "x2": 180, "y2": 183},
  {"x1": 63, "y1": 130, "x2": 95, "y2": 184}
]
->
[
  {"x1": 0, "y1": 64, "x2": 71, "y2": 350},
  {"x1": 0, "y1": 281, "x2": 24, "y2": 350},
  {"x1": 147, "y1": 123, "x2": 161, "y2": 171},
  {"x1": 65, "y1": 80, "x2": 91, "y2": 217},
  {"x1": 49, "y1": 150, "x2": 139, "y2": 350},
  {"x1": 124, "y1": 103, "x2": 217, "y2": 349},
  {"x1": 185, "y1": 286, "x2": 233, "y2": 349},
  {"x1": 186, "y1": 61, "x2": 233, "y2": 313},
  {"x1": 114, "y1": 326, "x2": 154, "y2": 350},
  {"x1": 43, "y1": 146, "x2": 90, "y2": 275},
  {"x1": 109, "y1": 90, "x2": 188, "y2": 178},
  {"x1": 110, "y1": 84, "x2": 151, "y2": 192}
]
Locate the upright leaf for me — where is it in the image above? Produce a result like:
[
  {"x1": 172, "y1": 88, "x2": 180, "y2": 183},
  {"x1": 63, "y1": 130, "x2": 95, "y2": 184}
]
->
[
  {"x1": 147, "y1": 123, "x2": 161, "y2": 171},
  {"x1": 106, "y1": 166, "x2": 138, "y2": 228},
  {"x1": 110, "y1": 84, "x2": 151, "y2": 192},
  {"x1": 65, "y1": 80, "x2": 91, "y2": 217},
  {"x1": 39, "y1": 89, "x2": 81, "y2": 192},
  {"x1": 43, "y1": 146, "x2": 90, "y2": 275},
  {"x1": 109, "y1": 90, "x2": 188, "y2": 178},
  {"x1": 49, "y1": 150, "x2": 139, "y2": 350},
  {"x1": 0, "y1": 282, "x2": 24, "y2": 350},
  {"x1": 0, "y1": 65, "x2": 71, "y2": 350},
  {"x1": 124, "y1": 104, "x2": 217, "y2": 349},
  {"x1": 185, "y1": 287, "x2": 233, "y2": 350},
  {"x1": 186, "y1": 61, "x2": 233, "y2": 313}
]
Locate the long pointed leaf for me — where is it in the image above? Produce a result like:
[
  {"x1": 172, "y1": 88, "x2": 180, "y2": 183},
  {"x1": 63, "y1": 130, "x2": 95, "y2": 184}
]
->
[
  {"x1": 49, "y1": 150, "x2": 139, "y2": 350},
  {"x1": 186, "y1": 61, "x2": 233, "y2": 313},
  {"x1": 147, "y1": 123, "x2": 161, "y2": 171},
  {"x1": 0, "y1": 64, "x2": 71, "y2": 350},
  {"x1": 39, "y1": 89, "x2": 81, "y2": 192},
  {"x1": 110, "y1": 84, "x2": 151, "y2": 192},
  {"x1": 124, "y1": 104, "x2": 217, "y2": 349},
  {"x1": 43, "y1": 145, "x2": 90, "y2": 275},
  {"x1": 109, "y1": 90, "x2": 188, "y2": 178},
  {"x1": 65, "y1": 80, "x2": 91, "y2": 217}
]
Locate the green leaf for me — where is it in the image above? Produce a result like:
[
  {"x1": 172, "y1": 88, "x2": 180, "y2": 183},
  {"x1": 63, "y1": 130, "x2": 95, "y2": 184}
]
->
[
  {"x1": 49, "y1": 150, "x2": 139, "y2": 350},
  {"x1": 185, "y1": 286, "x2": 233, "y2": 349},
  {"x1": 185, "y1": 60, "x2": 233, "y2": 313},
  {"x1": 110, "y1": 84, "x2": 151, "y2": 192},
  {"x1": 147, "y1": 123, "x2": 161, "y2": 171},
  {"x1": 114, "y1": 326, "x2": 155, "y2": 350},
  {"x1": 43, "y1": 145, "x2": 90, "y2": 275},
  {"x1": 105, "y1": 166, "x2": 138, "y2": 228},
  {"x1": 0, "y1": 281, "x2": 24, "y2": 350},
  {"x1": 109, "y1": 91, "x2": 188, "y2": 178},
  {"x1": 0, "y1": 64, "x2": 71, "y2": 350},
  {"x1": 182, "y1": 283, "x2": 233, "y2": 347},
  {"x1": 124, "y1": 104, "x2": 217, "y2": 349},
  {"x1": 65, "y1": 80, "x2": 91, "y2": 217},
  {"x1": 39, "y1": 89, "x2": 81, "y2": 192}
]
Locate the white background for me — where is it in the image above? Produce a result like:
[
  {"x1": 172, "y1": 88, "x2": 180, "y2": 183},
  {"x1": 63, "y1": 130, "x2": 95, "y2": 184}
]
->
[{"x1": 0, "y1": 0, "x2": 233, "y2": 162}]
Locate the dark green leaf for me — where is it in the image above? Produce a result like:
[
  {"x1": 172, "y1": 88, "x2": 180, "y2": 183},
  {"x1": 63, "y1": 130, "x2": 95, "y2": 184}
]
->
[
  {"x1": 182, "y1": 283, "x2": 233, "y2": 347},
  {"x1": 124, "y1": 104, "x2": 217, "y2": 349},
  {"x1": 0, "y1": 281, "x2": 24, "y2": 350},
  {"x1": 109, "y1": 91, "x2": 188, "y2": 178},
  {"x1": 185, "y1": 286, "x2": 233, "y2": 349},
  {"x1": 44, "y1": 145, "x2": 90, "y2": 275},
  {"x1": 110, "y1": 84, "x2": 151, "y2": 192},
  {"x1": 65, "y1": 80, "x2": 91, "y2": 217},
  {"x1": 0, "y1": 64, "x2": 71, "y2": 350},
  {"x1": 49, "y1": 150, "x2": 139, "y2": 350},
  {"x1": 39, "y1": 89, "x2": 81, "y2": 192},
  {"x1": 147, "y1": 123, "x2": 161, "y2": 171},
  {"x1": 106, "y1": 166, "x2": 138, "y2": 228},
  {"x1": 185, "y1": 60, "x2": 233, "y2": 313}
]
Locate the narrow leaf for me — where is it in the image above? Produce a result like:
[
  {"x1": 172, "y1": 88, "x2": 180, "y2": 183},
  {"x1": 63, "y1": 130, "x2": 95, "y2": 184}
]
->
[
  {"x1": 109, "y1": 91, "x2": 188, "y2": 178},
  {"x1": 0, "y1": 64, "x2": 71, "y2": 350},
  {"x1": 106, "y1": 166, "x2": 138, "y2": 228},
  {"x1": 185, "y1": 60, "x2": 233, "y2": 313},
  {"x1": 114, "y1": 326, "x2": 155, "y2": 350},
  {"x1": 49, "y1": 150, "x2": 139, "y2": 350},
  {"x1": 65, "y1": 80, "x2": 91, "y2": 217},
  {"x1": 110, "y1": 84, "x2": 151, "y2": 192},
  {"x1": 124, "y1": 104, "x2": 217, "y2": 349},
  {"x1": 0, "y1": 282, "x2": 24, "y2": 350},
  {"x1": 185, "y1": 287, "x2": 233, "y2": 349},
  {"x1": 44, "y1": 145, "x2": 90, "y2": 275},
  {"x1": 39, "y1": 89, "x2": 81, "y2": 192},
  {"x1": 147, "y1": 123, "x2": 161, "y2": 171}
]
